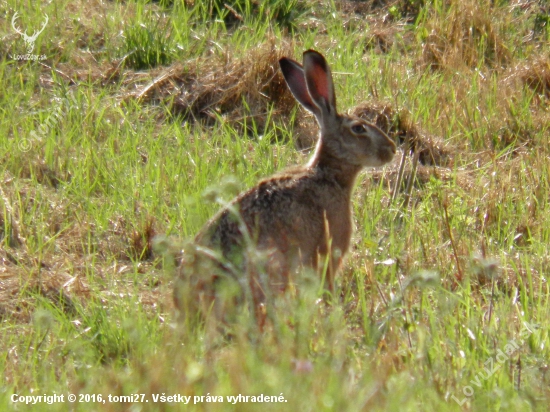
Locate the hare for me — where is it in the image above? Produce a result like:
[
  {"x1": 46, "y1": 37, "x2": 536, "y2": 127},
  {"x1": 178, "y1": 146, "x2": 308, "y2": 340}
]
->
[{"x1": 174, "y1": 50, "x2": 396, "y2": 324}]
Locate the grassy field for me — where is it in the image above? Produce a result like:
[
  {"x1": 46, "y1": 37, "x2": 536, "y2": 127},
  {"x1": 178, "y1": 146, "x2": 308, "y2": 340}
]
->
[{"x1": 1, "y1": 0, "x2": 550, "y2": 410}]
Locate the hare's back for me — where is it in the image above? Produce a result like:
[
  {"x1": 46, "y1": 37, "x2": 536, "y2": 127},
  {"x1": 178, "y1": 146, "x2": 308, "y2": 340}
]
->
[{"x1": 197, "y1": 171, "x2": 341, "y2": 258}]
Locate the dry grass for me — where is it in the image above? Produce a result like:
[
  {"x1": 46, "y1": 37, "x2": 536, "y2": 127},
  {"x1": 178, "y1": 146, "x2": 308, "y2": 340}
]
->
[
  {"x1": 517, "y1": 54, "x2": 550, "y2": 98},
  {"x1": 420, "y1": 0, "x2": 512, "y2": 71},
  {"x1": 125, "y1": 39, "x2": 296, "y2": 131},
  {"x1": 353, "y1": 101, "x2": 453, "y2": 167},
  {"x1": 0, "y1": 176, "x2": 164, "y2": 322}
]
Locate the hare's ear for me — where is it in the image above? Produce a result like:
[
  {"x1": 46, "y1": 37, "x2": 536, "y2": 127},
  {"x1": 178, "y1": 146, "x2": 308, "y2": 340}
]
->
[
  {"x1": 279, "y1": 57, "x2": 321, "y2": 118},
  {"x1": 303, "y1": 50, "x2": 337, "y2": 117}
]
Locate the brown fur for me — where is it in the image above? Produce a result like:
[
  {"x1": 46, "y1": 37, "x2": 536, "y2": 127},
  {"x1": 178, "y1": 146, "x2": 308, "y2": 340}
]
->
[{"x1": 174, "y1": 50, "x2": 396, "y2": 325}]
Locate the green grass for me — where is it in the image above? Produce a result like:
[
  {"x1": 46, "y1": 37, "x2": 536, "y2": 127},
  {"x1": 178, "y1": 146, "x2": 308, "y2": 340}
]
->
[{"x1": 1, "y1": 0, "x2": 550, "y2": 410}]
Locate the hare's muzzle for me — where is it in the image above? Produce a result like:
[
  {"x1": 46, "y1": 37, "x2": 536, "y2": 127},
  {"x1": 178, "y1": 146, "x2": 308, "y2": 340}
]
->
[{"x1": 375, "y1": 129, "x2": 397, "y2": 165}]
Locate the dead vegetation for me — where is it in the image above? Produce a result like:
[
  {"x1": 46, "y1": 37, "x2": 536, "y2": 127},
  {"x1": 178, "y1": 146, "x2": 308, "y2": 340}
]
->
[
  {"x1": 517, "y1": 55, "x2": 550, "y2": 99},
  {"x1": 419, "y1": 0, "x2": 511, "y2": 71},
  {"x1": 0, "y1": 178, "x2": 162, "y2": 322},
  {"x1": 338, "y1": 0, "x2": 426, "y2": 22},
  {"x1": 22, "y1": 38, "x2": 297, "y2": 135},
  {"x1": 0, "y1": 244, "x2": 88, "y2": 323},
  {"x1": 353, "y1": 101, "x2": 453, "y2": 167},
  {"x1": 364, "y1": 22, "x2": 406, "y2": 54},
  {"x1": 125, "y1": 40, "x2": 296, "y2": 132}
]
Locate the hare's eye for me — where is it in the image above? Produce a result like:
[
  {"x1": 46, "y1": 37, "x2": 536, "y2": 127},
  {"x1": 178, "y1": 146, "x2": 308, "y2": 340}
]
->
[{"x1": 351, "y1": 124, "x2": 367, "y2": 134}]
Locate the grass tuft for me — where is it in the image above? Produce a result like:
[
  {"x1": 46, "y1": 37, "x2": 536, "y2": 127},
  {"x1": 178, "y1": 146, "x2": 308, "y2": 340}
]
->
[{"x1": 123, "y1": 20, "x2": 175, "y2": 70}]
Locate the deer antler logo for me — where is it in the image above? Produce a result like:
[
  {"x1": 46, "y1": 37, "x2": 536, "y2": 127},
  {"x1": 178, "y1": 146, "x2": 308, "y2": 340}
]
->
[{"x1": 12, "y1": 12, "x2": 49, "y2": 54}]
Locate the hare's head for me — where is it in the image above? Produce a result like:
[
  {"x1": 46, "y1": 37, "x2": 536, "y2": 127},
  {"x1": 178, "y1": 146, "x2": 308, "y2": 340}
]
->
[{"x1": 279, "y1": 50, "x2": 396, "y2": 168}]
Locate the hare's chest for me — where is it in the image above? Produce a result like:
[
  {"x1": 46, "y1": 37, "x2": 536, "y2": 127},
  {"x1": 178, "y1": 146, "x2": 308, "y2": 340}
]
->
[
  {"x1": 324, "y1": 199, "x2": 353, "y2": 256},
  {"x1": 309, "y1": 185, "x2": 353, "y2": 257}
]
